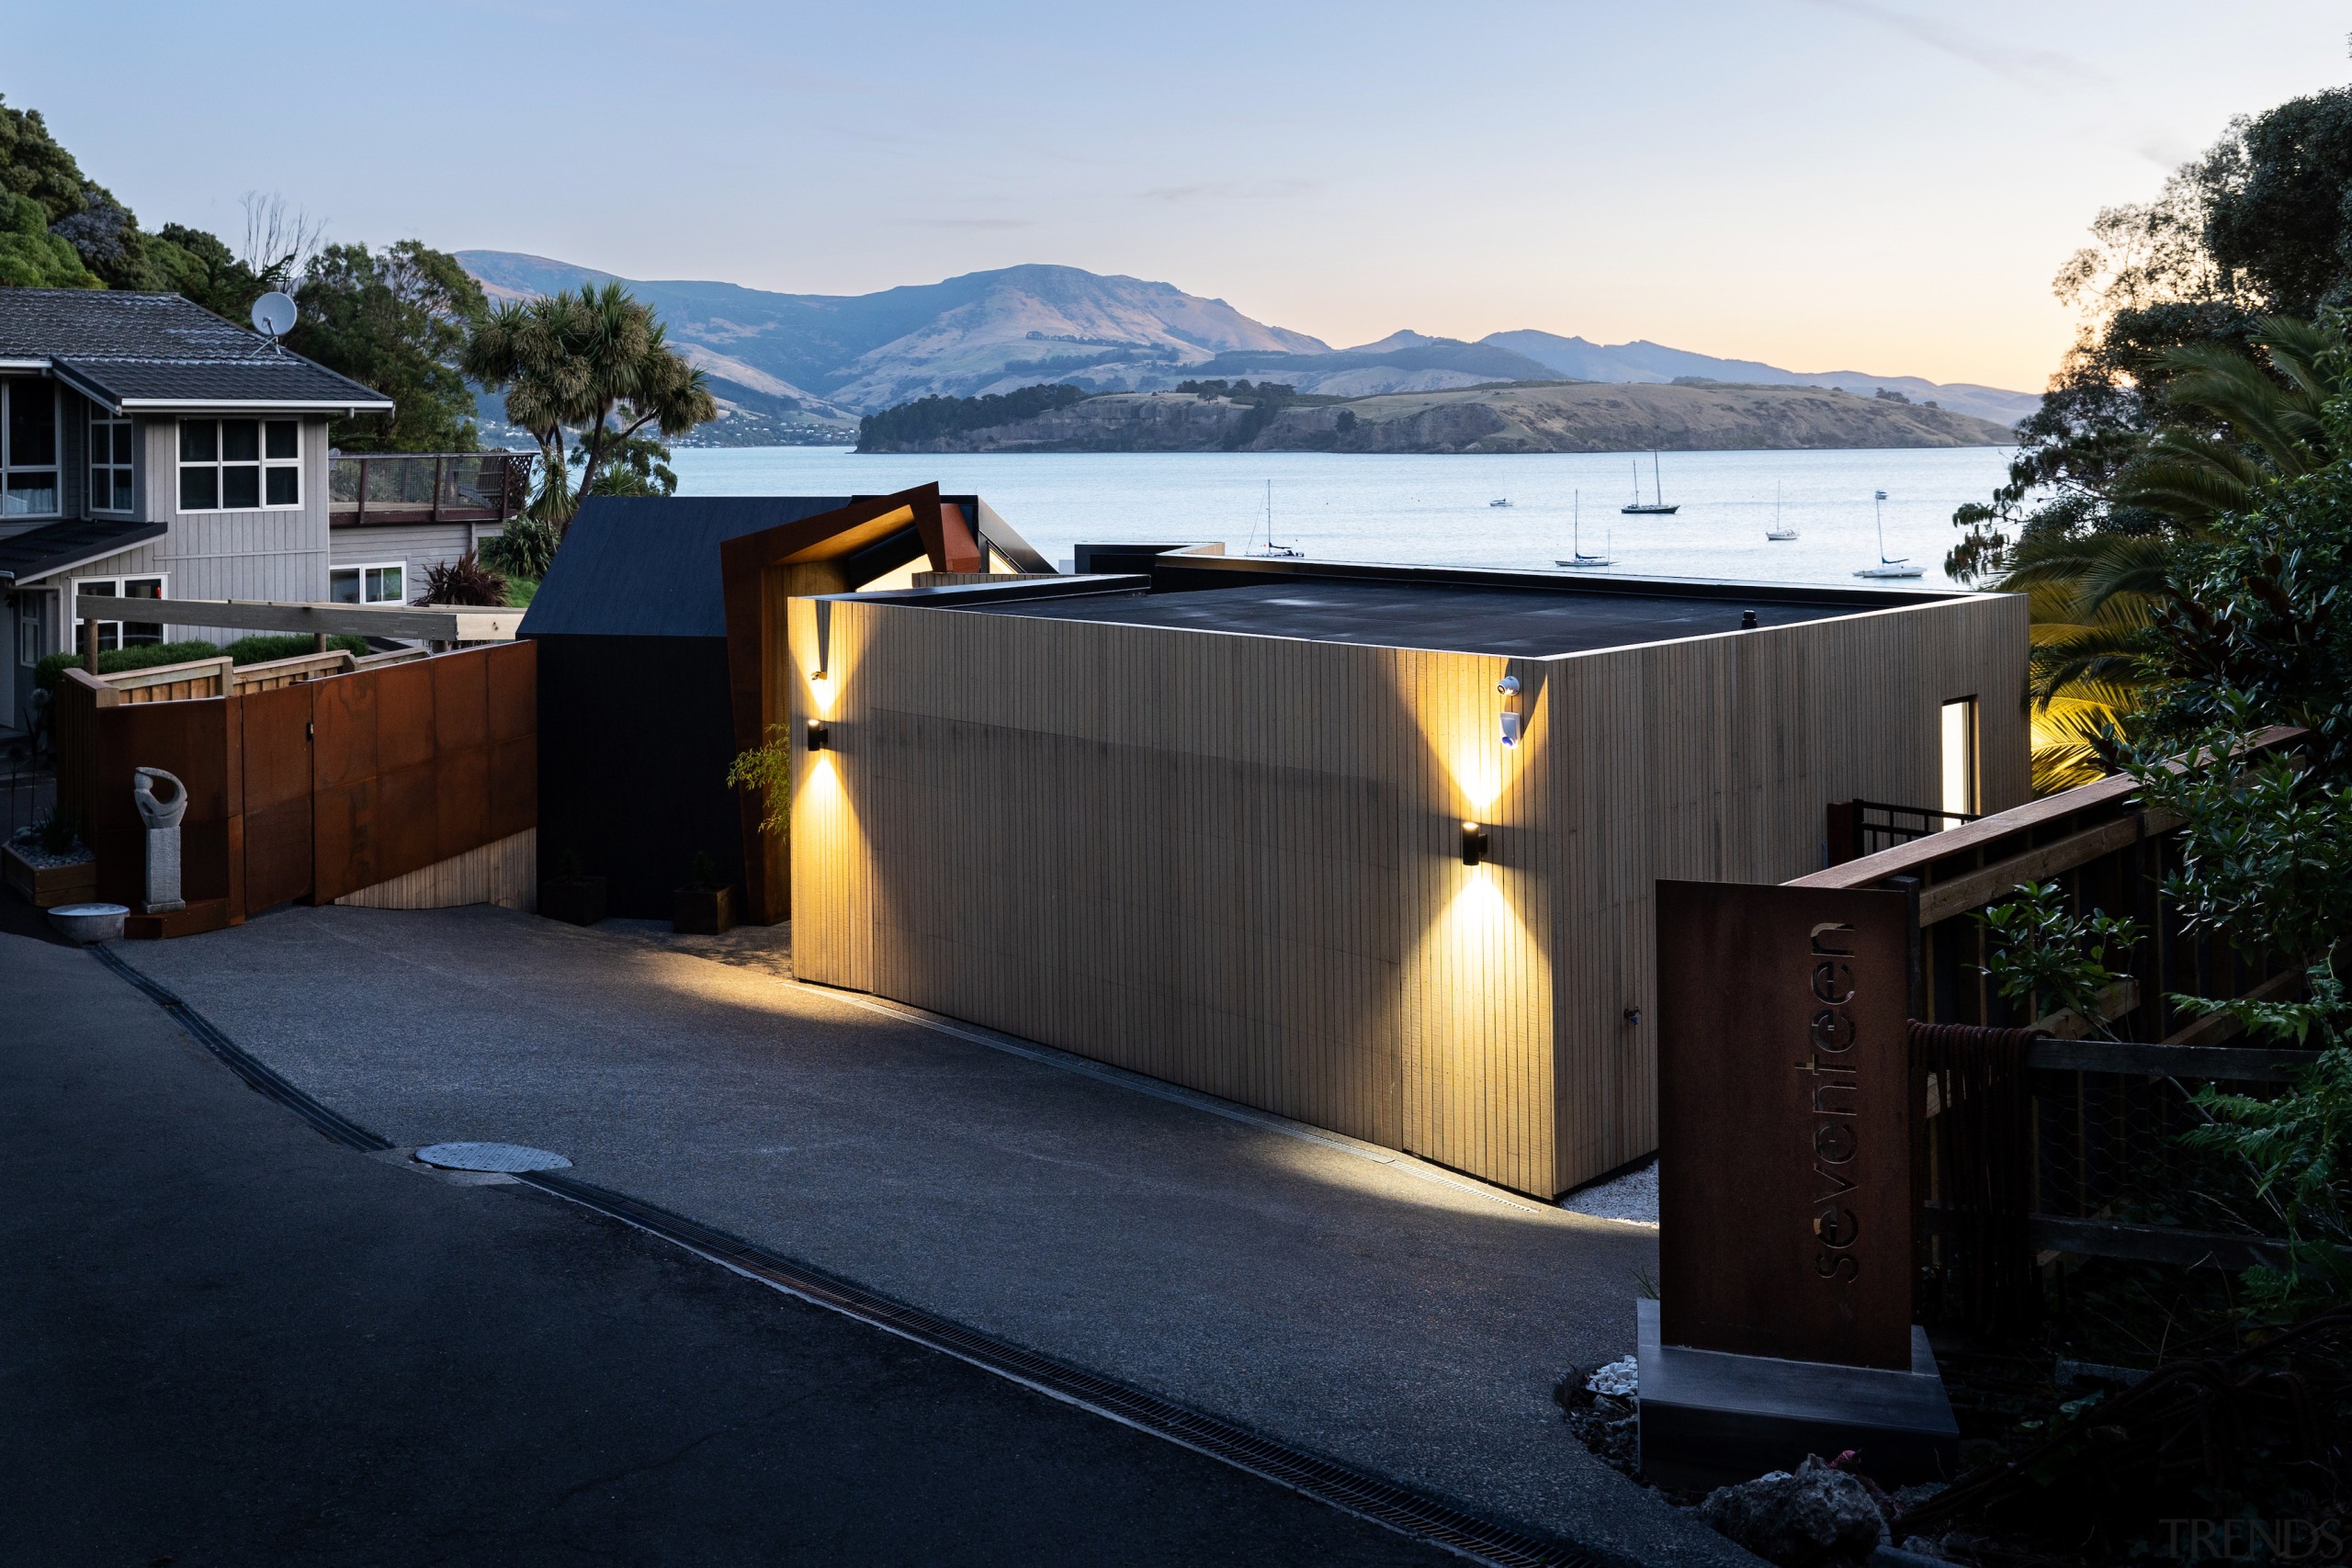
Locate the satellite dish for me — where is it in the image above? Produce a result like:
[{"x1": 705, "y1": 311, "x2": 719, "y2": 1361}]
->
[{"x1": 251, "y1": 291, "x2": 298, "y2": 339}]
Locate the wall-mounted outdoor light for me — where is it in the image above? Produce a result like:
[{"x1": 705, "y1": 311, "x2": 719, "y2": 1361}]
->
[
  {"x1": 805, "y1": 717, "x2": 830, "y2": 752},
  {"x1": 1461, "y1": 820, "x2": 1489, "y2": 865},
  {"x1": 1740, "y1": 609, "x2": 1758, "y2": 630},
  {"x1": 1496, "y1": 673, "x2": 1521, "y2": 749}
]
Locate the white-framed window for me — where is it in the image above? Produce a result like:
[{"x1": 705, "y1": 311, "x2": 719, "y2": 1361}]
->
[
  {"x1": 18, "y1": 604, "x2": 39, "y2": 666},
  {"x1": 179, "y1": 417, "x2": 300, "y2": 512},
  {"x1": 331, "y1": 562, "x2": 405, "y2": 604},
  {"x1": 2, "y1": 379, "x2": 60, "y2": 518},
  {"x1": 74, "y1": 574, "x2": 167, "y2": 653},
  {"x1": 89, "y1": 409, "x2": 134, "y2": 513},
  {"x1": 1939, "y1": 697, "x2": 1979, "y2": 820}
]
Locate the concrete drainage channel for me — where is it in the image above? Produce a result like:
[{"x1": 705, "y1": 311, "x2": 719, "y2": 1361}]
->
[{"x1": 85, "y1": 945, "x2": 1600, "y2": 1568}]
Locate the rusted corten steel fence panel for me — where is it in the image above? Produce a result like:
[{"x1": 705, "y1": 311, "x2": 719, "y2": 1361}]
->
[
  {"x1": 241, "y1": 682, "x2": 316, "y2": 912},
  {"x1": 51, "y1": 642, "x2": 536, "y2": 924},
  {"x1": 89, "y1": 696, "x2": 236, "y2": 909}
]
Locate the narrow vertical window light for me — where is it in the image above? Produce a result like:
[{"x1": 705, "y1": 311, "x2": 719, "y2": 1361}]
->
[{"x1": 1939, "y1": 698, "x2": 1978, "y2": 822}]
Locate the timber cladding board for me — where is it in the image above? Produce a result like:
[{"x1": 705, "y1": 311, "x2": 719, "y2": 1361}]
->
[{"x1": 787, "y1": 588, "x2": 2025, "y2": 1198}]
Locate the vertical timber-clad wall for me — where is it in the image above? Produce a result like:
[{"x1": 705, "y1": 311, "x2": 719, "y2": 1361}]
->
[
  {"x1": 788, "y1": 596, "x2": 1567, "y2": 1193},
  {"x1": 1543, "y1": 592, "x2": 2028, "y2": 1190},
  {"x1": 789, "y1": 588, "x2": 2027, "y2": 1198}
]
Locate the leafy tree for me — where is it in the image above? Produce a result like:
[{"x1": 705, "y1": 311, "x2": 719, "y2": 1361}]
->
[
  {"x1": 0, "y1": 192, "x2": 96, "y2": 288},
  {"x1": 0, "y1": 95, "x2": 90, "y2": 227},
  {"x1": 855, "y1": 382, "x2": 1088, "y2": 450},
  {"x1": 2003, "y1": 316, "x2": 2352, "y2": 786},
  {"x1": 2118, "y1": 699, "x2": 2352, "y2": 1311},
  {"x1": 289, "y1": 241, "x2": 485, "y2": 452},
  {"x1": 462, "y1": 283, "x2": 715, "y2": 528},
  {"x1": 2136, "y1": 470, "x2": 2352, "y2": 776}
]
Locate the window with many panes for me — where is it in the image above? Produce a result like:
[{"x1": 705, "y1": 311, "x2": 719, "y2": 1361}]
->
[
  {"x1": 89, "y1": 410, "x2": 134, "y2": 513},
  {"x1": 73, "y1": 575, "x2": 167, "y2": 652},
  {"x1": 331, "y1": 562, "x2": 405, "y2": 604},
  {"x1": 2, "y1": 379, "x2": 60, "y2": 517},
  {"x1": 179, "y1": 417, "x2": 300, "y2": 511}
]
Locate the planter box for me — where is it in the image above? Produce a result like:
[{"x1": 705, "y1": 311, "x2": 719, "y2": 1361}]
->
[
  {"x1": 4, "y1": 840, "x2": 98, "y2": 909},
  {"x1": 673, "y1": 885, "x2": 736, "y2": 936},
  {"x1": 539, "y1": 875, "x2": 607, "y2": 927}
]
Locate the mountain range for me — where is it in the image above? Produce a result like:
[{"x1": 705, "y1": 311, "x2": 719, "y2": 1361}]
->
[{"x1": 456, "y1": 252, "x2": 2039, "y2": 434}]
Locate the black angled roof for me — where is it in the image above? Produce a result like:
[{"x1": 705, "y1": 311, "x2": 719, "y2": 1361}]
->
[
  {"x1": 0, "y1": 288, "x2": 391, "y2": 412},
  {"x1": 521, "y1": 496, "x2": 855, "y2": 639},
  {"x1": 0, "y1": 515, "x2": 167, "y2": 584}
]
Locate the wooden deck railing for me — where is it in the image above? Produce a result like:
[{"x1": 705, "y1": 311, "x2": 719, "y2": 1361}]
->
[
  {"x1": 328, "y1": 451, "x2": 535, "y2": 527},
  {"x1": 1790, "y1": 729, "x2": 2316, "y2": 1288}
]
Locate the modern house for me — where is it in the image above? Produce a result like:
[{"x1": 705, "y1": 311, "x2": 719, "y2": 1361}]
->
[
  {"x1": 0, "y1": 288, "x2": 528, "y2": 736},
  {"x1": 522, "y1": 485, "x2": 1050, "y2": 917},
  {"x1": 780, "y1": 554, "x2": 2030, "y2": 1198}
]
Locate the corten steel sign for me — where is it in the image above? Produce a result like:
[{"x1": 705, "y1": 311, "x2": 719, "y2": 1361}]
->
[{"x1": 1656, "y1": 880, "x2": 1915, "y2": 1371}]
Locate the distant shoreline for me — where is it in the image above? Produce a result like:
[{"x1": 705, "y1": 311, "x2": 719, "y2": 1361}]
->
[{"x1": 854, "y1": 383, "x2": 2017, "y2": 457}]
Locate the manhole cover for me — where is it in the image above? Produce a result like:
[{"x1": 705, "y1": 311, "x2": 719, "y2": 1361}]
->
[{"x1": 414, "y1": 1142, "x2": 572, "y2": 1174}]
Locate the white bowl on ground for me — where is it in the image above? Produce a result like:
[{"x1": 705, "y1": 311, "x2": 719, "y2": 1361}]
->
[{"x1": 49, "y1": 903, "x2": 129, "y2": 943}]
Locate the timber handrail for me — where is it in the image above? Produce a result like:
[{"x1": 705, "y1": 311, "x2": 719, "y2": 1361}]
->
[
  {"x1": 75, "y1": 594, "x2": 521, "y2": 644},
  {"x1": 2026, "y1": 1036, "x2": 2319, "y2": 1082},
  {"x1": 1791, "y1": 726, "x2": 2305, "y2": 925}
]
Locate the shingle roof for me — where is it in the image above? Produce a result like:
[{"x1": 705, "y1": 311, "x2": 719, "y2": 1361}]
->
[
  {"x1": 0, "y1": 288, "x2": 391, "y2": 412},
  {"x1": 0, "y1": 514, "x2": 167, "y2": 584}
]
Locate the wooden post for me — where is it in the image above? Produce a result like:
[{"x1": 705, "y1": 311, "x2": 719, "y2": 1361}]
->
[
  {"x1": 314, "y1": 632, "x2": 327, "y2": 654},
  {"x1": 84, "y1": 611, "x2": 98, "y2": 674}
]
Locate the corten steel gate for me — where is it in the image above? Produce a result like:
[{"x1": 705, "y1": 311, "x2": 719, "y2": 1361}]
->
[{"x1": 59, "y1": 641, "x2": 535, "y2": 926}]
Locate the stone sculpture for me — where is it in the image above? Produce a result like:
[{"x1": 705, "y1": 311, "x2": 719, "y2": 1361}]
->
[{"x1": 132, "y1": 766, "x2": 187, "y2": 914}]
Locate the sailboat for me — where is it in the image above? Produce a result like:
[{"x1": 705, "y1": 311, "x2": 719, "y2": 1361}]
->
[
  {"x1": 1766, "y1": 481, "x2": 1797, "y2": 541},
  {"x1": 1250, "y1": 479, "x2": 1304, "y2": 558},
  {"x1": 1853, "y1": 489, "x2": 1923, "y2": 578},
  {"x1": 1555, "y1": 491, "x2": 1612, "y2": 569},
  {"x1": 1622, "y1": 451, "x2": 1679, "y2": 514}
]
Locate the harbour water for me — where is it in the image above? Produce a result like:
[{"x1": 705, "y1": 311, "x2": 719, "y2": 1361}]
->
[{"x1": 671, "y1": 446, "x2": 2017, "y2": 590}]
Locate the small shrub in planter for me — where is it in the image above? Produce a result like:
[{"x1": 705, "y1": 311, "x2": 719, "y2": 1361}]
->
[
  {"x1": 539, "y1": 850, "x2": 607, "y2": 927},
  {"x1": 673, "y1": 851, "x2": 735, "y2": 936}
]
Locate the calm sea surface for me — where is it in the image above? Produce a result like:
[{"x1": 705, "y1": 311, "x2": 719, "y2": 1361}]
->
[{"x1": 671, "y1": 446, "x2": 2016, "y2": 590}]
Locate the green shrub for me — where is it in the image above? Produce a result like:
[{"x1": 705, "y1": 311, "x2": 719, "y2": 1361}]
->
[
  {"x1": 31, "y1": 634, "x2": 376, "y2": 694},
  {"x1": 223, "y1": 634, "x2": 369, "y2": 665},
  {"x1": 33, "y1": 639, "x2": 220, "y2": 693}
]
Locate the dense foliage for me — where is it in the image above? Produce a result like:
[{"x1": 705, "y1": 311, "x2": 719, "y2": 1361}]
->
[
  {"x1": 1953, "y1": 86, "x2": 2352, "y2": 581},
  {"x1": 463, "y1": 283, "x2": 715, "y2": 527},
  {"x1": 855, "y1": 382, "x2": 1088, "y2": 449},
  {"x1": 289, "y1": 242, "x2": 486, "y2": 453},
  {"x1": 3, "y1": 94, "x2": 479, "y2": 452}
]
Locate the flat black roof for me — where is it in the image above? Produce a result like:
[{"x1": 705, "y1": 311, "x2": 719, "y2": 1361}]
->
[{"x1": 950, "y1": 575, "x2": 1912, "y2": 657}]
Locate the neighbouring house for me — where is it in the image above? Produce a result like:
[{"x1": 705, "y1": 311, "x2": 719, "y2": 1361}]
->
[{"x1": 0, "y1": 288, "x2": 530, "y2": 738}]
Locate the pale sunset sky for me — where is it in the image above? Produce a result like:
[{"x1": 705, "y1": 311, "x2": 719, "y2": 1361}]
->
[{"x1": 10, "y1": 1, "x2": 2350, "y2": 391}]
